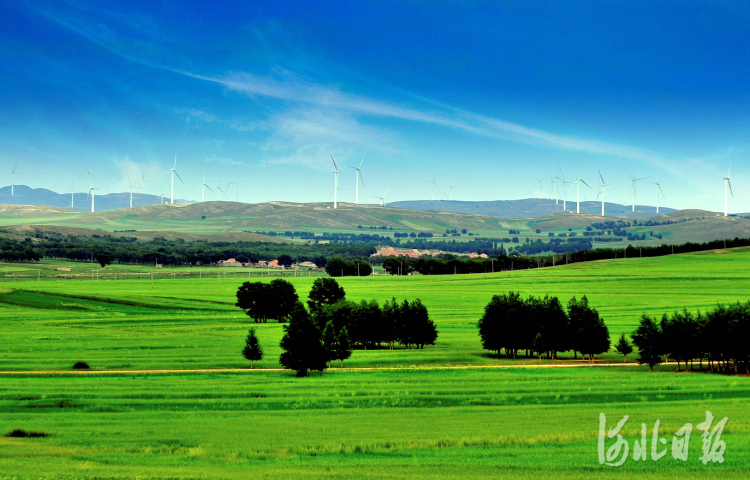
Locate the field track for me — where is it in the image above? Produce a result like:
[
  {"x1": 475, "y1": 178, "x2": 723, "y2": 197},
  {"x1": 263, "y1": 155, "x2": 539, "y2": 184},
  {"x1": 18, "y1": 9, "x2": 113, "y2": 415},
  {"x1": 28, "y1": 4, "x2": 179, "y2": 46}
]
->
[{"x1": 0, "y1": 361, "x2": 680, "y2": 375}]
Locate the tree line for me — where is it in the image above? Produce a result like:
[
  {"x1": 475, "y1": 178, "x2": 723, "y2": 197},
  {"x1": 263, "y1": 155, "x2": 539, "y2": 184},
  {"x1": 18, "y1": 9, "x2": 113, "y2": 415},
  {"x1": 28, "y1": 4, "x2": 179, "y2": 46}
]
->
[
  {"x1": 631, "y1": 302, "x2": 750, "y2": 373},
  {"x1": 477, "y1": 292, "x2": 610, "y2": 363},
  {"x1": 236, "y1": 278, "x2": 438, "y2": 375}
]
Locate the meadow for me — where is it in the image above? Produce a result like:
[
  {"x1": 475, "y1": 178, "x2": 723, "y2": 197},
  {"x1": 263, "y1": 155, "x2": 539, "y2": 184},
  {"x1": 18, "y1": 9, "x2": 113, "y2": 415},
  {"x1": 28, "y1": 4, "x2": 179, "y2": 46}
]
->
[{"x1": 1, "y1": 249, "x2": 750, "y2": 478}]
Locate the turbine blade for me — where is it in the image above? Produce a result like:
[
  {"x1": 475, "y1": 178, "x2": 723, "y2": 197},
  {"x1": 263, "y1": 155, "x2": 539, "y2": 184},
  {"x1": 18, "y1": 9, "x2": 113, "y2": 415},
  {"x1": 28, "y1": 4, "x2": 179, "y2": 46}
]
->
[
  {"x1": 383, "y1": 187, "x2": 389, "y2": 197},
  {"x1": 728, "y1": 179, "x2": 734, "y2": 198},
  {"x1": 728, "y1": 159, "x2": 732, "y2": 177},
  {"x1": 658, "y1": 184, "x2": 665, "y2": 198},
  {"x1": 174, "y1": 151, "x2": 177, "y2": 170},
  {"x1": 359, "y1": 170, "x2": 365, "y2": 188},
  {"x1": 581, "y1": 179, "x2": 592, "y2": 188},
  {"x1": 331, "y1": 156, "x2": 339, "y2": 171},
  {"x1": 175, "y1": 170, "x2": 184, "y2": 183},
  {"x1": 206, "y1": 185, "x2": 214, "y2": 193},
  {"x1": 359, "y1": 154, "x2": 366, "y2": 169},
  {"x1": 598, "y1": 170, "x2": 605, "y2": 184}
]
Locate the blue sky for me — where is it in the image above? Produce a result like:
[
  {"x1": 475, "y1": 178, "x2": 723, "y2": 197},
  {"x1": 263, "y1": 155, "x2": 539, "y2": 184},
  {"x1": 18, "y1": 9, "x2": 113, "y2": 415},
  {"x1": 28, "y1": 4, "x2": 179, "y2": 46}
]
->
[{"x1": 1, "y1": 1, "x2": 749, "y2": 212}]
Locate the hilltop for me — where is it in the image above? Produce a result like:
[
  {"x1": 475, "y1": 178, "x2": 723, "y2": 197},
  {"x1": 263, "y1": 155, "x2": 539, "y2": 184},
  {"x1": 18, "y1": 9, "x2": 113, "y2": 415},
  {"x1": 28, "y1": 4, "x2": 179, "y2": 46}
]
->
[{"x1": 387, "y1": 198, "x2": 676, "y2": 219}]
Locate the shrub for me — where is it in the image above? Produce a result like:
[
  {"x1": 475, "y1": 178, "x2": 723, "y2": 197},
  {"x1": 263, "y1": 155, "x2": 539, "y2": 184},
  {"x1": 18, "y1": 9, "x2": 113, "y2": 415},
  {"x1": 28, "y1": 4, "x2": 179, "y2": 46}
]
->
[
  {"x1": 72, "y1": 361, "x2": 90, "y2": 369},
  {"x1": 5, "y1": 429, "x2": 49, "y2": 438}
]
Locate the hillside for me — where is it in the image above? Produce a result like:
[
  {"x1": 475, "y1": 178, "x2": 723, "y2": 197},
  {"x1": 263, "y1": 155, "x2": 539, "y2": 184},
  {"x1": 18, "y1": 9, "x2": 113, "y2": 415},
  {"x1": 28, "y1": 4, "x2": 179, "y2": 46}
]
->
[
  {"x1": 387, "y1": 198, "x2": 675, "y2": 219},
  {"x1": 0, "y1": 185, "x2": 182, "y2": 212},
  {"x1": 2, "y1": 201, "x2": 750, "y2": 248},
  {"x1": 0, "y1": 201, "x2": 516, "y2": 235}
]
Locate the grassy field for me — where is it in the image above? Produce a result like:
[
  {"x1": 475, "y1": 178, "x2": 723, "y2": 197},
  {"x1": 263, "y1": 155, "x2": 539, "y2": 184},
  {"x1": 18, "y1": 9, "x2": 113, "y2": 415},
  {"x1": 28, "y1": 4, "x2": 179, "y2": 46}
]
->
[
  {"x1": 3, "y1": 248, "x2": 750, "y2": 371},
  {"x1": 1, "y1": 249, "x2": 749, "y2": 478},
  {"x1": 0, "y1": 368, "x2": 747, "y2": 479}
]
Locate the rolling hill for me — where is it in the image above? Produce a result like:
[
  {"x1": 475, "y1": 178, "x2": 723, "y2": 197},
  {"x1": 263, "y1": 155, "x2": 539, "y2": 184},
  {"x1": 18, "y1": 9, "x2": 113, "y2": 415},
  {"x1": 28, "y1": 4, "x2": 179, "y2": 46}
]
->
[
  {"x1": 1, "y1": 200, "x2": 749, "y2": 248},
  {"x1": 387, "y1": 198, "x2": 676, "y2": 218}
]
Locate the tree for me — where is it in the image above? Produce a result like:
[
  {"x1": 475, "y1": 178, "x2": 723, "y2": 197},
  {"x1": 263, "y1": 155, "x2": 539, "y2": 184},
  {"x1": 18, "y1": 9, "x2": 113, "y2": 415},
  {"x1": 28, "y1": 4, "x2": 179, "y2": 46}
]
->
[
  {"x1": 532, "y1": 333, "x2": 550, "y2": 364},
  {"x1": 324, "y1": 257, "x2": 348, "y2": 277},
  {"x1": 268, "y1": 279, "x2": 299, "y2": 322},
  {"x1": 97, "y1": 253, "x2": 111, "y2": 268},
  {"x1": 277, "y1": 254, "x2": 293, "y2": 267},
  {"x1": 614, "y1": 333, "x2": 633, "y2": 362},
  {"x1": 382, "y1": 257, "x2": 413, "y2": 276},
  {"x1": 235, "y1": 280, "x2": 299, "y2": 323},
  {"x1": 279, "y1": 302, "x2": 327, "y2": 376},
  {"x1": 242, "y1": 328, "x2": 263, "y2": 369},
  {"x1": 322, "y1": 320, "x2": 339, "y2": 369},
  {"x1": 335, "y1": 327, "x2": 353, "y2": 367},
  {"x1": 568, "y1": 296, "x2": 609, "y2": 362},
  {"x1": 235, "y1": 282, "x2": 270, "y2": 323},
  {"x1": 631, "y1": 314, "x2": 662, "y2": 371},
  {"x1": 477, "y1": 292, "x2": 526, "y2": 358},
  {"x1": 307, "y1": 278, "x2": 346, "y2": 316}
]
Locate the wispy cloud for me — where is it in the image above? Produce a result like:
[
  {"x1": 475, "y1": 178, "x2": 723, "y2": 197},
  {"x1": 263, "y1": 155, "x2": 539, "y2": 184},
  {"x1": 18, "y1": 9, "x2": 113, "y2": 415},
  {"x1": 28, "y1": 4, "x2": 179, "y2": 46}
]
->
[{"x1": 112, "y1": 156, "x2": 164, "y2": 193}]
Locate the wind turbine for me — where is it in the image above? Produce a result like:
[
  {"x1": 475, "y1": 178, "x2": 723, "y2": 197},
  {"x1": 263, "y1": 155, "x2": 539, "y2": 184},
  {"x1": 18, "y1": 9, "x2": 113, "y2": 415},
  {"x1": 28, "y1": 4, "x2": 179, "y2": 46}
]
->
[
  {"x1": 129, "y1": 178, "x2": 138, "y2": 208},
  {"x1": 68, "y1": 184, "x2": 75, "y2": 209},
  {"x1": 723, "y1": 161, "x2": 733, "y2": 217},
  {"x1": 443, "y1": 186, "x2": 456, "y2": 201},
  {"x1": 330, "y1": 156, "x2": 340, "y2": 209},
  {"x1": 574, "y1": 164, "x2": 591, "y2": 214},
  {"x1": 166, "y1": 152, "x2": 183, "y2": 205},
  {"x1": 597, "y1": 171, "x2": 610, "y2": 217},
  {"x1": 372, "y1": 187, "x2": 389, "y2": 207},
  {"x1": 87, "y1": 171, "x2": 98, "y2": 213},
  {"x1": 531, "y1": 177, "x2": 543, "y2": 198},
  {"x1": 625, "y1": 169, "x2": 649, "y2": 212},
  {"x1": 557, "y1": 169, "x2": 571, "y2": 211},
  {"x1": 430, "y1": 180, "x2": 439, "y2": 201},
  {"x1": 11, "y1": 164, "x2": 17, "y2": 196},
  {"x1": 349, "y1": 154, "x2": 365, "y2": 204},
  {"x1": 651, "y1": 178, "x2": 665, "y2": 214},
  {"x1": 198, "y1": 174, "x2": 214, "y2": 202},
  {"x1": 548, "y1": 173, "x2": 555, "y2": 200},
  {"x1": 225, "y1": 182, "x2": 234, "y2": 201},
  {"x1": 141, "y1": 172, "x2": 146, "y2": 194}
]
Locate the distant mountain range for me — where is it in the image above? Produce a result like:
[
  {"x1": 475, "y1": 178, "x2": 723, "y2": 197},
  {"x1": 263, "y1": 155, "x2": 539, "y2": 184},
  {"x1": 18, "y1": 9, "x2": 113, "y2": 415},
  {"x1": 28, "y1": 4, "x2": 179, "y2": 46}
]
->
[
  {"x1": 0, "y1": 185, "x2": 188, "y2": 212},
  {"x1": 2, "y1": 185, "x2": 676, "y2": 219},
  {"x1": 387, "y1": 199, "x2": 676, "y2": 219}
]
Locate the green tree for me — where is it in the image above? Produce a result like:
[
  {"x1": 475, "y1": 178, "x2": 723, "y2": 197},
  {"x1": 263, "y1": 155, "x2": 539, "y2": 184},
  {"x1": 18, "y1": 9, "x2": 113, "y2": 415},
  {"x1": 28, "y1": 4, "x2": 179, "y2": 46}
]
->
[
  {"x1": 268, "y1": 279, "x2": 299, "y2": 322},
  {"x1": 477, "y1": 292, "x2": 526, "y2": 358},
  {"x1": 235, "y1": 282, "x2": 270, "y2": 323},
  {"x1": 324, "y1": 257, "x2": 348, "y2": 277},
  {"x1": 277, "y1": 254, "x2": 293, "y2": 267},
  {"x1": 631, "y1": 314, "x2": 663, "y2": 371},
  {"x1": 614, "y1": 333, "x2": 633, "y2": 362},
  {"x1": 242, "y1": 328, "x2": 263, "y2": 369},
  {"x1": 532, "y1": 332, "x2": 550, "y2": 364},
  {"x1": 335, "y1": 326, "x2": 353, "y2": 367},
  {"x1": 279, "y1": 302, "x2": 327, "y2": 376},
  {"x1": 307, "y1": 278, "x2": 346, "y2": 316},
  {"x1": 322, "y1": 320, "x2": 339, "y2": 369},
  {"x1": 97, "y1": 253, "x2": 111, "y2": 268}
]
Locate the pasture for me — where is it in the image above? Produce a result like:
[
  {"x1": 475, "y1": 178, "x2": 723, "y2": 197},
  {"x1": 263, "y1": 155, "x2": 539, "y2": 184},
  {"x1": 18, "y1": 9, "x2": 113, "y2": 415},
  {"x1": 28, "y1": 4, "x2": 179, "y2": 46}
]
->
[{"x1": 1, "y1": 249, "x2": 749, "y2": 478}]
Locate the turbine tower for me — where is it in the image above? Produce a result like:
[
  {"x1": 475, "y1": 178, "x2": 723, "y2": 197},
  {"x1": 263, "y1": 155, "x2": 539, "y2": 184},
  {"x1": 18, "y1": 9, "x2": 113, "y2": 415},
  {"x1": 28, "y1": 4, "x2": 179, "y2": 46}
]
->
[
  {"x1": 548, "y1": 173, "x2": 555, "y2": 200},
  {"x1": 167, "y1": 152, "x2": 183, "y2": 205},
  {"x1": 349, "y1": 154, "x2": 365, "y2": 204},
  {"x1": 87, "y1": 171, "x2": 98, "y2": 213},
  {"x1": 723, "y1": 160, "x2": 733, "y2": 217},
  {"x1": 198, "y1": 174, "x2": 214, "y2": 202},
  {"x1": 68, "y1": 185, "x2": 75, "y2": 209},
  {"x1": 330, "y1": 156, "x2": 340, "y2": 209},
  {"x1": 625, "y1": 169, "x2": 649, "y2": 212},
  {"x1": 372, "y1": 187, "x2": 389, "y2": 207},
  {"x1": 557, "y1": 169, "x2": 571, "y2": 211},
  {"x1": 129, "y1": 178, "x2": 138, "y2": 208},
  {"x1": 573, "y1": 165, "x2": 591, "y2": 214},
  {"x1": 652, "y1": 179, "x2": 665, "y2": 214},
  {"x1": 11, "y1": 164, "x2": 17, "y2": 196},
  {"x1": 597, "y1": 171, "x2": 610, "y2": 217}
]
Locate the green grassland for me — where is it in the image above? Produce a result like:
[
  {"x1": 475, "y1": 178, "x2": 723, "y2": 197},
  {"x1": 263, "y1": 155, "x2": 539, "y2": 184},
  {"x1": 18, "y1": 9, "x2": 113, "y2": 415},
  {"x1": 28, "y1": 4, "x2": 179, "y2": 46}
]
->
[
  {"x1": 3, "y1": 248, "x2": 750, "y2": 371},
  {"x1": 1, "y1": 249, "x2": 750, "y2": 478},
  {"x1": 0, "y1": 368, "x2": 748, "y2": 479}
]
